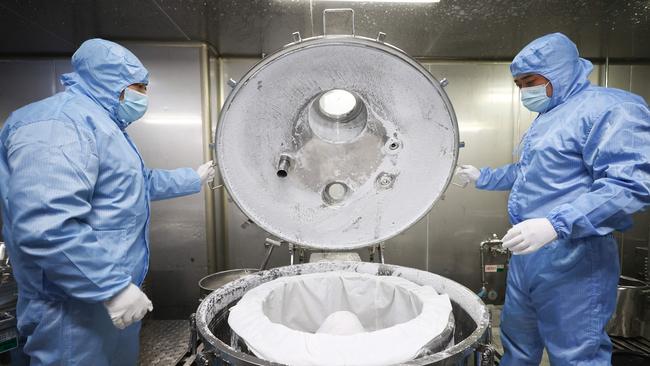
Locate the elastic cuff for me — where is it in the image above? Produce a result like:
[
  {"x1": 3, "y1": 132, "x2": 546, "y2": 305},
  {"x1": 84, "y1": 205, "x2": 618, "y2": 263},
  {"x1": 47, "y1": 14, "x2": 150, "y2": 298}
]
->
[
  {"x1": 546, "y1": 206, "x2": 570, "y2": 239},
  {"x1": 475, "y1": 167, "x2": 491, "y2": 189}
]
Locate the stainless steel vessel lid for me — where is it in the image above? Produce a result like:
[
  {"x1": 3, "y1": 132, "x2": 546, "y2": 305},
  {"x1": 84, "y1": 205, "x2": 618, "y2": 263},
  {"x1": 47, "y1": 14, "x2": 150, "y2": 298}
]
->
[{"x1": 215, "y1": 36, "x2": 459, "y2": 250}]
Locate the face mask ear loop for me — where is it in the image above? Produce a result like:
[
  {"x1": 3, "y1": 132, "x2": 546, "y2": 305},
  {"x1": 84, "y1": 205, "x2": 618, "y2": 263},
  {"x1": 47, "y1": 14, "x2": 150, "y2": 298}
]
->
[
  {"x1": 514, "y1": 87, "x2": 524, "y2": 160},
  {"x1": 540, "y1": 81, "x2": 552, "y2": 114}
]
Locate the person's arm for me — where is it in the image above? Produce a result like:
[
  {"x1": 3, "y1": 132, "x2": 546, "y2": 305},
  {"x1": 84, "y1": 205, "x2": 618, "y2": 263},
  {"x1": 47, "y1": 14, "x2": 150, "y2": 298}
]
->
[
  {"x1": 475, "y1": 163, "x2": 520, "y2": 191},
  {"x1": 547, "y1": 102, "x2": 650, "y2": 239},
  {"x1": 6, "y1": 120, "x2": 131, "y2": 301},
  {"x1": 143, "y1": 167, "x2": 201, "y2": 201}
]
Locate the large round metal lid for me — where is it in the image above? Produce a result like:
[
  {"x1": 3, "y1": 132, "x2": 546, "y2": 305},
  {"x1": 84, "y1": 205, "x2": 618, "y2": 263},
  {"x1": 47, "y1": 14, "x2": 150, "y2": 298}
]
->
[{"x1": 216, "y1": 36, "x2": 458, "y2": 250}]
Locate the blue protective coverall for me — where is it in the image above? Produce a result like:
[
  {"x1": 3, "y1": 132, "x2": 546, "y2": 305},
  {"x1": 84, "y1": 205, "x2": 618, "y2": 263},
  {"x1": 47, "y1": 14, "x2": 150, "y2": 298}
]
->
[
  {"x1": 0, "y1": 39, "x2": 201, "y2": 365},
  {"x1": 477, "y1": 33, "x2": 650, "y2": 365}
]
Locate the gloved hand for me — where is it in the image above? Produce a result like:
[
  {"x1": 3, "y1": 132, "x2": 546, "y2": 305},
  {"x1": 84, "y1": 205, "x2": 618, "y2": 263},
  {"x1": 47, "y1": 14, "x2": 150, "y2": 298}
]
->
[
  {"x1": 501, "y1": 218, "x2": 558, "y2": 255},
  {"x1": 196, "y1": 160, "x2": 216, "y2": 185},
  {"x1": 104, "y1": 283, "x2": 153, "y2": 329},
  {"x1": 455, "y1": 165, "x2": 481, "y2": 187}
]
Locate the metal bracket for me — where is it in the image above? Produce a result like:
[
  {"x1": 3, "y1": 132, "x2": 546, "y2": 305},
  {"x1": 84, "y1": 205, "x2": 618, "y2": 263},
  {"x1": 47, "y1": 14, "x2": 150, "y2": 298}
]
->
[
  {"x1": 369, "y1": 242, "x2": 386, "y2": 264},
  {"x1": 260, "y1": 238, "x2": 284, "y2": 270},
  {"x1": 292, "y1": 31, "x2": 302, "y2": 43},
  {"x1": 194, "y1": 350, "x2": 217, "y2": 366},
  {"x1": 440, "y1": 77, "x2": 449, "y2": 88},
  {"x1": 289, "y1": 243, "x2": 295, "y2": 265},
  {"x1": 475, "y1": 343, "x2": 496, "y2": 366},
  {"x1": 323, "y1": 8, "x2": 355, "y2": 36},
  {"x1": 227, "y1": 78, "x2": 237, "y2": 88},
  {"x1": 376, "y1": 31, "x2": 387, "y2": 42}
]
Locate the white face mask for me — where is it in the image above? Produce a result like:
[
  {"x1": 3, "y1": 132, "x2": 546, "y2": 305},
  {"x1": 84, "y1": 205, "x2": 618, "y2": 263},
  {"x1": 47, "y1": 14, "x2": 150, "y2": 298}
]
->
[
  {"x1": 520, "y1": 82, "x2": 551, "y2": 113},
  {"x1": 115, "y1": 88, "x2": 148, "y2": 128}
]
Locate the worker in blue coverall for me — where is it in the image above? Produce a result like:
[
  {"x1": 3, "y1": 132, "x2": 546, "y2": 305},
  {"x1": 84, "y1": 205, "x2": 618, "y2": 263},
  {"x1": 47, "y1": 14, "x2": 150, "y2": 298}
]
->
[
  {"x1": 0, "y1": 38, "x2": 215, "y2": 365},
  {"x1": 457, "y1": 33, "x2": 650, "y2": 365}
]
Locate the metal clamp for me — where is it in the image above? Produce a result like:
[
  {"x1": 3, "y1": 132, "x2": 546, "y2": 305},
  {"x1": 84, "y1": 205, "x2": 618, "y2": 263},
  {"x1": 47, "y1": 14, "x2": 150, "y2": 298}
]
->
[
  {"x1": 323, "y1": 8, "x2": 355, "y2": 36},
  {"x1": 475, "y1": 343, "x2": 496, "y2": 366}
]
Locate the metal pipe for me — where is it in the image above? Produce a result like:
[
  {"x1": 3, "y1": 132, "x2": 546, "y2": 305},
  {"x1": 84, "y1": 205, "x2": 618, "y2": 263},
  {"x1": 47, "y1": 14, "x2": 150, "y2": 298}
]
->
[
  {"x1": 215, "y1": 57, "x2": 230, "y2": 272},
  {"x1": 604, "y1": 55, "x2": 610, "y2": 88},
  {"x1": 199, "y1": 45, "x2": 219, "y2": 273},
  {"x1": 261, "y1": 238, "x2": 282, "y2": 270},
  {"x1": 277, "y1": 154, "x2": 291, "y2": 178}
]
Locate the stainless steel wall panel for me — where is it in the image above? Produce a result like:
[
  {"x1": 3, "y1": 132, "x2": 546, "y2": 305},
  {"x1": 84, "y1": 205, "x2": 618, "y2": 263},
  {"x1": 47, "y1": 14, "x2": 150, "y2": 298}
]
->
[
  {"x1": 2, "y1": 1, "x2": 650, "y2": 60},
  {"x1": 607, "y1": 64, "x2": 650, "y2": 279},
  {"x1": 0, "y1": 60, "x2": 60, "y2": 123},
  {"x1": 125, "y1": 44, "x2": 209, "y2": 319},
  {"x1": 424, "y1": 62, "x2": 516, "y2": 289}
]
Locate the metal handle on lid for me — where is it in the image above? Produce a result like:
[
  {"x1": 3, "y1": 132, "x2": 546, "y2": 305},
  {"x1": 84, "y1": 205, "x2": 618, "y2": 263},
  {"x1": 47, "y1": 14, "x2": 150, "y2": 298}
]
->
[
  {"x1": 207, "y1": 161, "x2": 223, "y2": 190},
  {"x1": 323, "y1": 8, "x2": 355, "y2": 36}
]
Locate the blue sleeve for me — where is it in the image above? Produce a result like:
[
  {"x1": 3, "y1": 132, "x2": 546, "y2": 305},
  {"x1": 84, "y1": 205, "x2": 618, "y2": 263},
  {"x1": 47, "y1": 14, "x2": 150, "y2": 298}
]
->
[
  {"x1": 144, "y1": 167, "x2": 201, "y2": 201},
  {"x1": 475, "y1": 163, "x2": 519, "y2": 191},
  {"x1": 547, "y1": 103, "x2": 650, "y2": 239},
  {"x1": 6, "y1": 121, "x2": 131, "y2": 301}
]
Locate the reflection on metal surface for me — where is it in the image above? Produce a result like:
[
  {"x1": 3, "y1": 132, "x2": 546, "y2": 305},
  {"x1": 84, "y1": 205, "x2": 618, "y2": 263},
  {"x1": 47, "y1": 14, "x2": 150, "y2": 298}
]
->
[
  {"x1": 126, "y1": 43, "x2": 210, "y2": 318},
  {"x1": 140, "y1": 113, "x2": 202, "y2": 125},
  {"x1": 2, "y1": 1, "x2": 650, "y2": 60},
  {"x1": 607, "y1": 276, "x2": 649, "y2": 338}
]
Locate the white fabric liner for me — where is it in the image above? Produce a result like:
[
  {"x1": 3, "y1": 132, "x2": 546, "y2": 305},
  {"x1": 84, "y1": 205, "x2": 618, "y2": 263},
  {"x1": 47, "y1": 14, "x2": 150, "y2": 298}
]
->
[{"x1": 228, "y1": 271, "x2": 453, "y2": 366}]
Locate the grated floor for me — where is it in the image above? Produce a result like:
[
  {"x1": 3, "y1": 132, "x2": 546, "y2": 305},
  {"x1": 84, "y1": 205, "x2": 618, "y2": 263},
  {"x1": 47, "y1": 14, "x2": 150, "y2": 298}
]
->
[{"x1": 139, "y1": 319, "x2": 190, "y2": 366}]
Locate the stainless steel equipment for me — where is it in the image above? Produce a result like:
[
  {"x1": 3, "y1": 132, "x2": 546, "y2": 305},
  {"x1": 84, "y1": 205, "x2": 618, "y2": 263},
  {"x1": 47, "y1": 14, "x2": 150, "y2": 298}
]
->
[
  {"x1": 215, "y1": 28, "x2": 458, "y2": 251},
  {"x1": 607, "y1": 276, "x2": 650, "y2": 338},
  {"x1": 198, "y1": 269, "x2": 258, "y2": 298},
  {"x1": 196, "y1": 10, "x2": 491, "y2": 365},
  {"x1": 194, "y1": 262, "x2": 492, "y2": 366},
  {"x1": 478, "y1": 235, "x2": 510, "y2": 305}
]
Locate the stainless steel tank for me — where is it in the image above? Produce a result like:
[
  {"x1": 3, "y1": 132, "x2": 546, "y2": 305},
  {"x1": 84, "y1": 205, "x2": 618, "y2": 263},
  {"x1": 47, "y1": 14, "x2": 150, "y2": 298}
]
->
[
  {"x1": 195, "y1": 262, "x2": 491, "y2": 366},
  {"x1": 195, "y1": 24, "x2": 492, "y2": 365}
]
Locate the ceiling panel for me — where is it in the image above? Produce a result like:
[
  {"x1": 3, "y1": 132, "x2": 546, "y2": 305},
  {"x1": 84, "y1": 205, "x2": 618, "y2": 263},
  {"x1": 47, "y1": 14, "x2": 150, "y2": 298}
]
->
[{"x1": 0, "y1": 0, "x2": 648, "y2": 60}]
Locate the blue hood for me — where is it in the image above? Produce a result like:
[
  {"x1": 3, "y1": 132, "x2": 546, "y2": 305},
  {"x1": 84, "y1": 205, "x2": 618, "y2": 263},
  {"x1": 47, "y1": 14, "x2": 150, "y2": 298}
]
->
[
  {"x1": 60, "y1": 38, "x2": 149, "y2": 128},
  {"x1": 510, "y1": 33, "x2": 593, "y2": 112}
]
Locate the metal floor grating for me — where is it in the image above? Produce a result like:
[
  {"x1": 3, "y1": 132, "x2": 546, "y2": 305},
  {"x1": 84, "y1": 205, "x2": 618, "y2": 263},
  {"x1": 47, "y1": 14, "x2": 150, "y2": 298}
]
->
[
  {"x1": 139, "y1": 320, "x2": 190, "y2": 366},
  {"x1": 611, "y1": 336, "x2": 650, "y2": 355}
]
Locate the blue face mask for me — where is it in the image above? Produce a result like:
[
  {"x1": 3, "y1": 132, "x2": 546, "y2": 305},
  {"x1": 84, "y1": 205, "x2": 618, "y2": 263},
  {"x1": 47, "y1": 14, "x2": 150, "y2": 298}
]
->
[
  {"x1": 521, "y1": 82, "x2": 551, "y2": 113},
  {"x1": 115, "y1": 88, "x2": 148, "y2": 128}
]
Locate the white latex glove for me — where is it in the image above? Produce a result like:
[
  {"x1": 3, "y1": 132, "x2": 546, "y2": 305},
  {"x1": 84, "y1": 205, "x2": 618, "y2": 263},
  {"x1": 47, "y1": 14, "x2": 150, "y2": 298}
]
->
[
  {"x1": 501, "y1": 218, "x2": 558, "y2": 255},
  {"x1": 196, "y1": 160, "x2": 216, "y2": 185},
  {"x1": 104, "y1": 283, "x2": 153, "y2": 329},
  {"x1": 455, "y1": 165, "x2": 480, "y2": 186}
]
